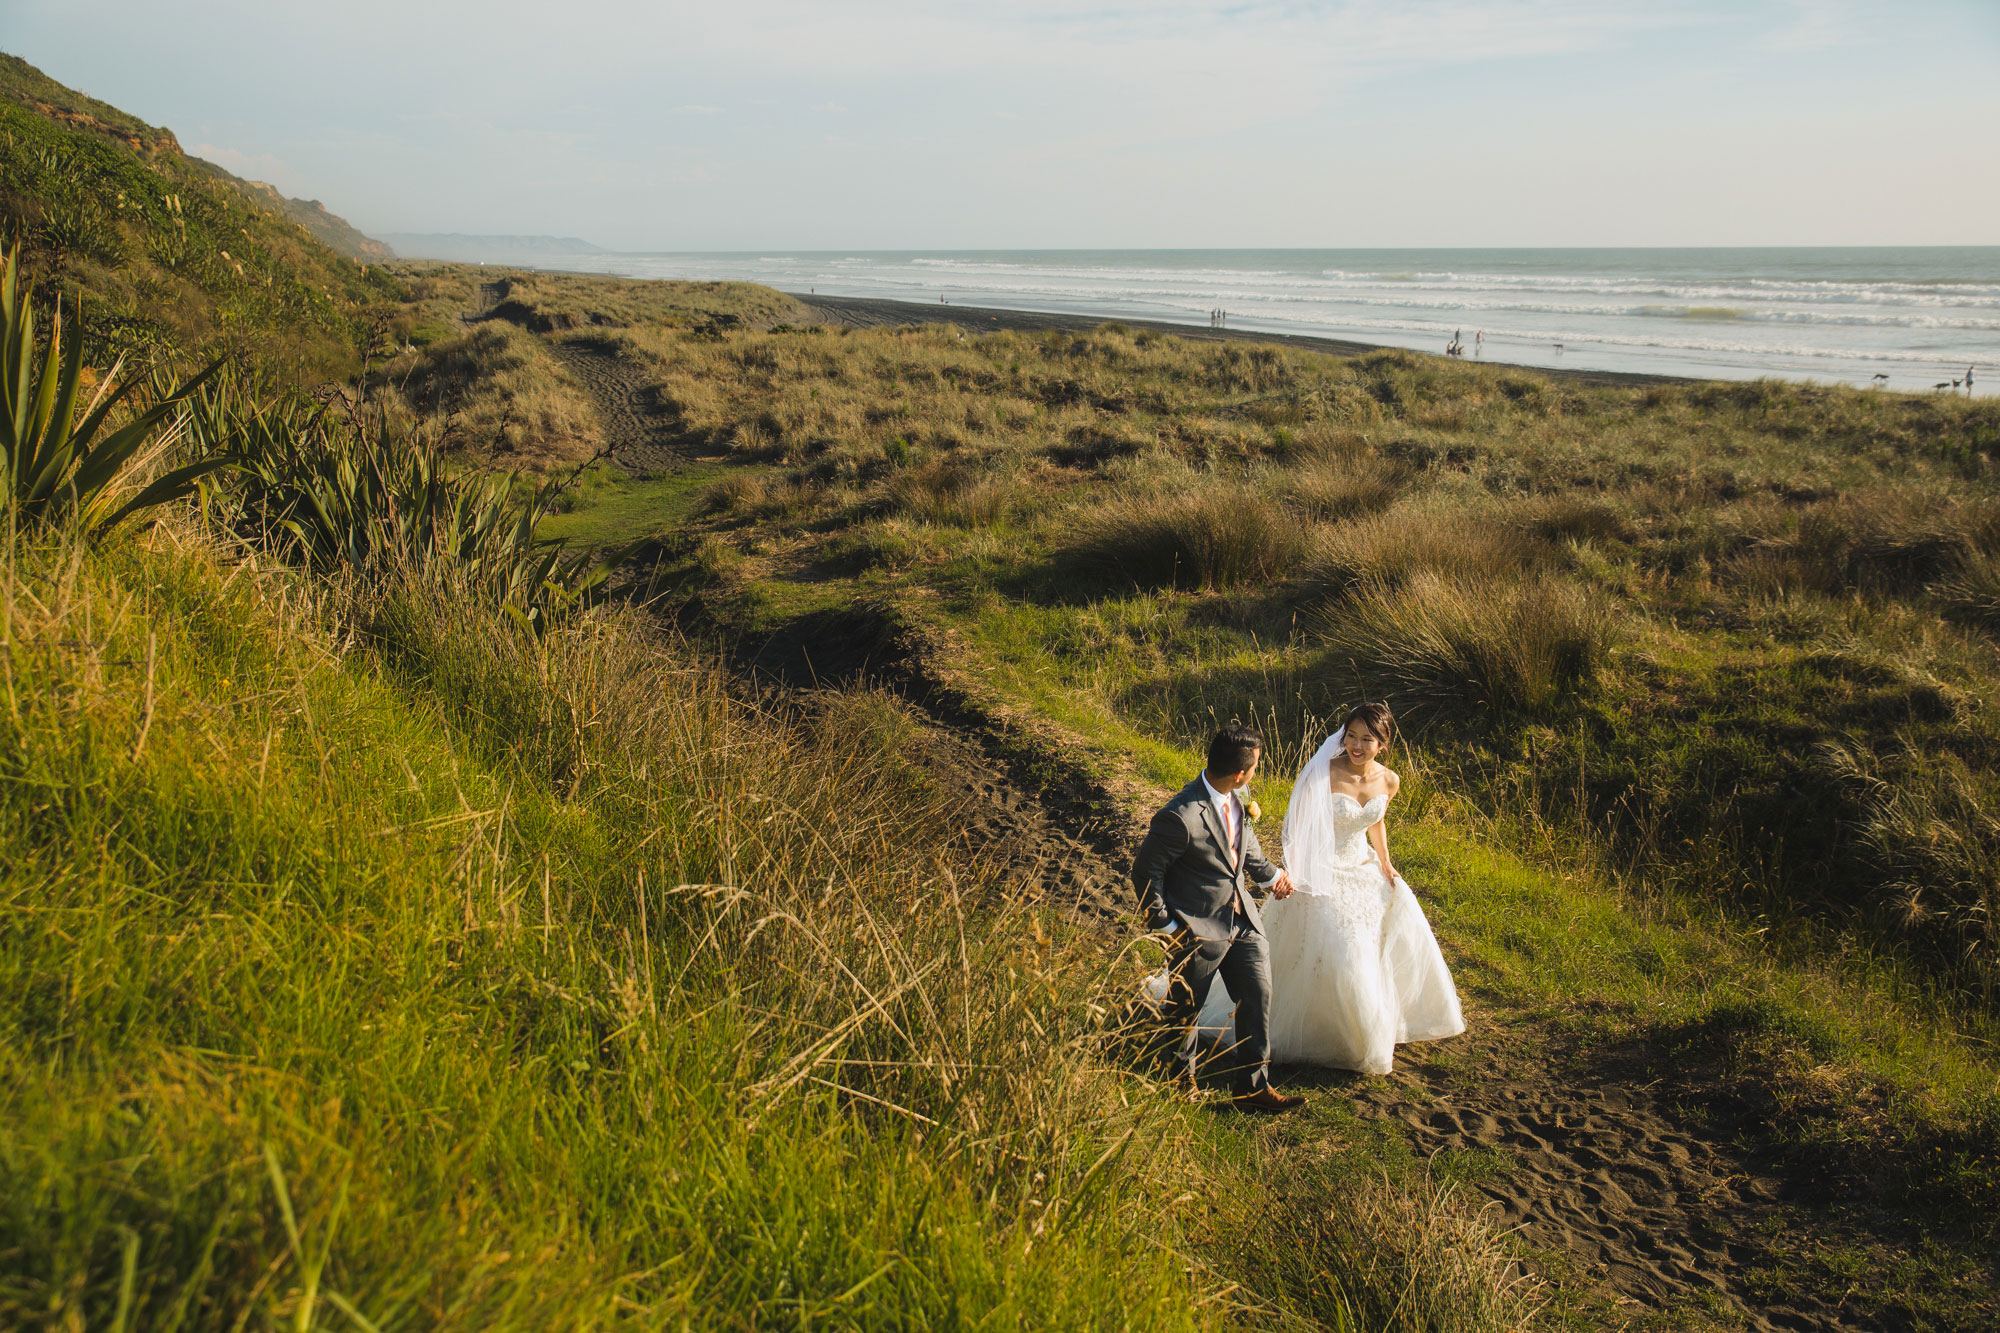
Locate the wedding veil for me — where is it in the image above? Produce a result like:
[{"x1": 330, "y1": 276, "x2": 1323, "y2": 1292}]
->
[{"x1": 1280, "y1": 726, "x2": 1347, "y2": 890}]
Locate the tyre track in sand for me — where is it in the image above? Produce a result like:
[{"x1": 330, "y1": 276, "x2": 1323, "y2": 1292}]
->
[
  {"x1": 462, "y1": 283, "x2": 692, "y2": 474},
  {"x1": 550, "y1": 338, "x2": 691, "y2": 475}
]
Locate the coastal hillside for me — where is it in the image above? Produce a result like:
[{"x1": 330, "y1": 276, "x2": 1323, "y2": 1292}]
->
[
  {"x1": 4, "y1": 52, "x2": 1996, "y2": 1331},
  {"x1": 0, "y1": 51, "x2": 395, "y2": 373}
]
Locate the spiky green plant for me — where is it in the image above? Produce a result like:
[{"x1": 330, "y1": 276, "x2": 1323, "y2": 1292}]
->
[
  {"x1": 0, "y1": 244, "x2": 221, "y2": 538},
  {"x1": 188, "y1": 372, "x2": 631, "y2": 630}
]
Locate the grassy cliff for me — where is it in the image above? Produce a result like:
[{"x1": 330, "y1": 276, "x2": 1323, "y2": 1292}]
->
[{"x1": 0, "y1": 52, "x2": 397, "y2": 375}]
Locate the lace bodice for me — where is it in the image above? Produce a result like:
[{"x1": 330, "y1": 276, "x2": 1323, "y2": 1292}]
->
[{"x1": 1294, "y1": 791, "x2": 1388, "y2": 890}]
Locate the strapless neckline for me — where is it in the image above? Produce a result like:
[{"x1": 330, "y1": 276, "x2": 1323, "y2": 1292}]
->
[{"x1": 1330, "y1": 792, "x2": 1387, "y2": 809}]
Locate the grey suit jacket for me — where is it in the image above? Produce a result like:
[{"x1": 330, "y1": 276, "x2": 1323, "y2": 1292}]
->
[{"x1": 1130, "y1": 776, "x2": 1279, "y2": 942}]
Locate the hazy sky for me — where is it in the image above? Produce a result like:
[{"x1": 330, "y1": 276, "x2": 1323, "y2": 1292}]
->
[{"x1": 5, "y1": 1, "x2": 1996, "y2": 249}]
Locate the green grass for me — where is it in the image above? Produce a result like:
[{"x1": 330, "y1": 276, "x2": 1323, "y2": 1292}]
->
[
  {"x1": 2, "y1": 520, "x2": 1547, "y2": 1331},
  {"x1": 537, "y1": 461, "x2": 746, "y2": 545}
]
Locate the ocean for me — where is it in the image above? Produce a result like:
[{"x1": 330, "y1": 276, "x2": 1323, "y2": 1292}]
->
[{"x1": 533, "y1": 247, "x2": 1998, "y2": 395}]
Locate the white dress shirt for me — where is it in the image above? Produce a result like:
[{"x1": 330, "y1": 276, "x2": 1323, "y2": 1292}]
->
[{"x1": 1200, "y1": 772, "x2": 1279, "y2": 886}]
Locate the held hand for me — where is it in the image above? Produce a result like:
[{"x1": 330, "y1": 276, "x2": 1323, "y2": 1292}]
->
[
  {"x1": 1270, "y1": 870, "x2": 1296, "y2": 899},
  {"x1": 1380, "y1": 859, "x2": 1399, "y2": 884}
]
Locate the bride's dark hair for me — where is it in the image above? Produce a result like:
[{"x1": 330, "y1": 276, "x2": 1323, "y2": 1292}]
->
[{"x1": 1342, "y1": 701, "x2": 1394, "y2": 747}]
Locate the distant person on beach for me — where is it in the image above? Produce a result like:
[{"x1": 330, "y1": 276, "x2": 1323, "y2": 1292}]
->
[
  {"x1": 1969, "y1": 366, "x2": 1976, "y2": 394},
  {"x1": 1475, "y1": 331, "x2": 1483, "y2": 356}
]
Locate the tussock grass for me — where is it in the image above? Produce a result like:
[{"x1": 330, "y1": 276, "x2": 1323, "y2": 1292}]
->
[
  {"x1": 1931, "y1": 550, "x2": 2000, "y2": 632},
  {"x1": 887, "y1": 460, "x2": 1021, "y2": 527},
  {"x1": 1313, "y1": 499, "x2": 1549, "y2": 594},
  {"x1": 585, "y1": 307, "x2": 2000, "y2": 992},
  {"x1": 1280, "y1": 460, "x2": 1407, "y2": 522},
  {"x1": 1065, "y1": 485, "x2": 1312, "y2": 590},
  {"x1": 1313, "y1": 573, "x2": 1619, "y2": 714}
]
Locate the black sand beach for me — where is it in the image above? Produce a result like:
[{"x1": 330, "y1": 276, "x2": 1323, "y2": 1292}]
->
[{"x1": 796, "y1": 293, "x2": 1697, "y2": 390}]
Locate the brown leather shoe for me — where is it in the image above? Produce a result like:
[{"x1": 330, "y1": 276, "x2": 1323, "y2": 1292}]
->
[{"x1": 1232, "y1": 1087, "x2": 1305, "y2": 1113}]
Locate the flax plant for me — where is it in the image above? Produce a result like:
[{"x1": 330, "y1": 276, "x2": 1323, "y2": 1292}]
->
[{"x1": 0, "y1": 244, "x2": 221, "y2": 538}]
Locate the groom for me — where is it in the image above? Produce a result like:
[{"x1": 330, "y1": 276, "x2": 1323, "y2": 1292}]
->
[{"x1": 1132, "y1": 723, "x2": 1304, "y2": 1112}]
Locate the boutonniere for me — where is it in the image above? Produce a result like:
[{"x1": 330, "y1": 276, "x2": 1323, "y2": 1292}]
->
[{"x1": 1246, "y1": 799, "x2": 1262, "y2": 822}]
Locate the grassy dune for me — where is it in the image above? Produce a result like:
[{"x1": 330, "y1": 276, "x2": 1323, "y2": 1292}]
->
[
  {"x1": 0, "y1": 54, "x2": 396, "y2": 375},
  {"x1": 359, "y1": 266, "x2": 812, "y2": 467},
  {"x1": 517, "y1": 310, "x2": 2000, "y2": 1322},
  {"x1": 592, "y1": 318, "x2": 2000, "y2": 995}
]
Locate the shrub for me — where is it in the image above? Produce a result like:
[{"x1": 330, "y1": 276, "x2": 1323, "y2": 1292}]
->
[
  {"x1": 188, "y1": 374, "x2": 627, "y2": 632},
  {"x1": 1312, "y1": 571, "x2": 1619, "y2": 714},
  {"x1": 1065, "y1": 484, "x2": 1311, "y2": 590}
]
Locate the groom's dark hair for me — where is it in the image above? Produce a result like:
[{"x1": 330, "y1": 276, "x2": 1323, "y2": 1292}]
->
[{"x1": 1206, "y1": 723, "x2": 1263, "y2": 777}]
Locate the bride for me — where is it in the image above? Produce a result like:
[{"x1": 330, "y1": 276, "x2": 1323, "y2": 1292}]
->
[{"x1": 1195, "y1": 701, "x2": 1464, "y2": 1074}]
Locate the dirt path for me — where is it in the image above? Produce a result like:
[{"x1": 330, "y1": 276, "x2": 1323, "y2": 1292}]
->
[
  {"x1": 1337, "y1": 1024, "x2": 1865, "y2": 1332},
  {"x1": 740, "y1": 606, "x2": 1924, "y2": 1329},
  {"x1": 548, "y1": 338, "x2": 691, "y2": 474},
  {"x1": 461, "y1": 283, "x2": 690, "y2": 475},
  {"x1": 741, "y1": 606, "x2": 1130, "y2": 922}
]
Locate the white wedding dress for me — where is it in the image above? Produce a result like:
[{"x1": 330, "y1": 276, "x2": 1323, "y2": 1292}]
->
[{"x1": 1192, "y1": 731, "x2": 1465, "y2": 1074}]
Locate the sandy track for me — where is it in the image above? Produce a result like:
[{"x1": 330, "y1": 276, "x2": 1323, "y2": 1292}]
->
[
  {"x1": 1340, "y1": 1026, "x2": 1866, "y2": 1332},
  {"x1": 740, "y1": 607, "x2": 1131, "y2": 922},
  {"x1": 550, "y1": 337, "x2": 690, "y2": 474}
]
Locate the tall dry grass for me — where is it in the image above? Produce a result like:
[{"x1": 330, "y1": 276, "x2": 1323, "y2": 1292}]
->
[
  {"x1": 1064, "y1": 485, "x2": 1312, "y2": 590},
  {"x1": 1311, "y1": 572, "x2": 1620, "y2": 714},
  {"x1": 377, "y1": 320, "x2": 601, "y2": 465}
]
